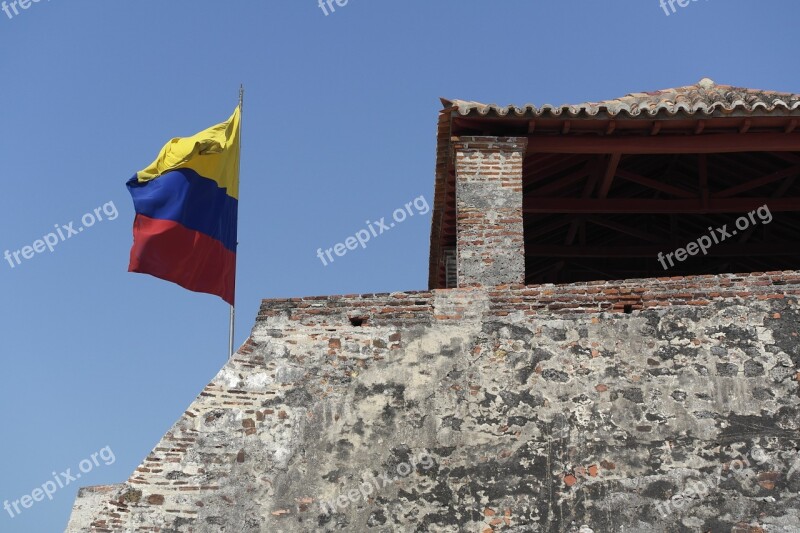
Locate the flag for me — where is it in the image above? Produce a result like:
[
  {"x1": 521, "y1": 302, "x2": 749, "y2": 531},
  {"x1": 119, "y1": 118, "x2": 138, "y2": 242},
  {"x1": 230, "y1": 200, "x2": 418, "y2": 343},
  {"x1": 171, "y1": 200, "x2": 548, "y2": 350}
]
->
[{"x1": 127, "y1": 107, "x2": 240, "y2": 305}]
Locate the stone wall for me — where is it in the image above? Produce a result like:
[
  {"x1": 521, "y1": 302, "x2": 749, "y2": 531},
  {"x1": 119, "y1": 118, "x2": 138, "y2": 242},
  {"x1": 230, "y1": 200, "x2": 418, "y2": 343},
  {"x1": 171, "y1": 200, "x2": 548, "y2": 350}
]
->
[
  {"x1": 455, "y1": 137, "x2": 527, "y2": 288},
  {"x1": 67, "y1": 273, "x2": 800, "y2": 532}
]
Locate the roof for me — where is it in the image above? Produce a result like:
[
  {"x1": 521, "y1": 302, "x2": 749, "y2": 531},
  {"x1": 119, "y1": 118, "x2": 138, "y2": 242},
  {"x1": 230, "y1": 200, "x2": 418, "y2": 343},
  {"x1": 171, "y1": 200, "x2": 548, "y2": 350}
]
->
[
  {"x1": 429, "y1": 80, "x2": 800, "y2": 289},
  {"x1": 443, "y1": 78, "x2": 800, "y2": 119}
]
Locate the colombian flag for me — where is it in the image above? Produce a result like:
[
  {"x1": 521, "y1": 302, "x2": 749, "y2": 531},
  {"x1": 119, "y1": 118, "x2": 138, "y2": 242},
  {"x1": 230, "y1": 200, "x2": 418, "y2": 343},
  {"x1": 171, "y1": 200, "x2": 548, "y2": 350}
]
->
[{"x1": 127, "y1": 107, "x2": 240, "y2": 305}]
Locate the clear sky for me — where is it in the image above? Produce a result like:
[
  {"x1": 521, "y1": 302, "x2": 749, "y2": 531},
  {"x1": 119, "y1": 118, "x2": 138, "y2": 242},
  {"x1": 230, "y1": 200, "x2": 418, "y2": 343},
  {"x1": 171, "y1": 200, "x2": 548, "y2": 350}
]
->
[{"x1": 1, "y1": 1, "x2": 798, "y2": 531}]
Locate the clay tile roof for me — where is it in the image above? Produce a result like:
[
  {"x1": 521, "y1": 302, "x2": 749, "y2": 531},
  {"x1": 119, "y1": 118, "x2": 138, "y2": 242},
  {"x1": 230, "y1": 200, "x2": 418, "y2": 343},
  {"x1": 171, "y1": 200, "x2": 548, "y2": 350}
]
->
[{"x1": 444, "y1": 78, "x2": 800, "y2": 119}]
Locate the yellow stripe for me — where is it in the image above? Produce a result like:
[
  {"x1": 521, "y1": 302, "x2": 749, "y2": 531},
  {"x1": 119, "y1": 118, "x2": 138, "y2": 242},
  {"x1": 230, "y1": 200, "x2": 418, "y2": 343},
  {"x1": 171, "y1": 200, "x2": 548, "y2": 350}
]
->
[{"x1": 136, "y1": 107, "x2": 241, "y2": 199}]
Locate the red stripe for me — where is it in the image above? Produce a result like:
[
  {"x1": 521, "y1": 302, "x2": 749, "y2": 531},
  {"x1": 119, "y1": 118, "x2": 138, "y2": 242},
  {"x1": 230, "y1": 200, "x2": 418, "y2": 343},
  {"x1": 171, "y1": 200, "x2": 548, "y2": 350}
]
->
[{"x1": 129, "y1": 215, "x2": 236, "y2": 305}]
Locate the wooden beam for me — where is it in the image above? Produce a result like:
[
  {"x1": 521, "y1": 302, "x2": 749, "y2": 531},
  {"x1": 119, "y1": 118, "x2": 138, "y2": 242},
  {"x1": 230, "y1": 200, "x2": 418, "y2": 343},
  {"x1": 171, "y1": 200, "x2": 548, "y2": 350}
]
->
[
  {"x1": 524, "y1": 154, "x2": 585, "y2": 179},
  {"x1": 694, "y1": 120, "x2": 706, "y2": 135},
  {"x1": 528, "y1": 164, "x2": 592, "y2": 196},
  {"x1": 650, "y1": 122, "x2": 662, "y2": 136},
  {"x1": 615, "y1": 168, "x2": 696, "y2": 198},
  {"x1": 523, "y1": 197, "x2": 800, "y2": 214},
  {"x1": 773, "y1": 176, "x2": 796, "y2": 198},
  {"x1": 713, "y1": 165, "x2": 800, "y2": 198},
  {"x1": 582, "y1": 156, "x2": 603, "y2": 197},
  {"x1": 526, "y1": 243, "x2": 800, "y2": 258},
  {"x1": 699, "y1": 155, "x2": 709, "y2": 209},
  {"x1": 527, "y1": 133, "x2": 800, "y2": 154},
  {"x1": 525, "y1": 260, "x2": 565, "y2": 281},
  {"x1": 598, "y1": 153, "x2": 622, "y2": 198},
  {"x1": 564, "y1": 217, "x2": 581, "y2": 245},
  {"x1": 737, "y1": 225, "x2": 758, "y2": 244},
  {"x1": 564, "y1": 157, "x2": 603, "y2": 245},
  {"x1": 586, "y1": 216, "x2": 663, "y2": 243},
  {"x1": 714, "y1": 153, "x2": 777, "y2": 182},
  {"x1": 770, "y1": 152, "x2": 800, "y2": 166},
  {"x1": 524, "y1": 217, "x2": 575, "y2": 239},
  {"x1": 739, "y1": 119, "x2": 752, "y2": 134}
]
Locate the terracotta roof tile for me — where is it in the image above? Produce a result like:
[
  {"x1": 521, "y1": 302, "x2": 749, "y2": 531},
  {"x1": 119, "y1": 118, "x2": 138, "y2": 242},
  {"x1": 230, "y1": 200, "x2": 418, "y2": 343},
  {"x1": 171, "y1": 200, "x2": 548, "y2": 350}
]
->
[{"x1": 445, "y1": 79, "x2": 800, "y2": 119}]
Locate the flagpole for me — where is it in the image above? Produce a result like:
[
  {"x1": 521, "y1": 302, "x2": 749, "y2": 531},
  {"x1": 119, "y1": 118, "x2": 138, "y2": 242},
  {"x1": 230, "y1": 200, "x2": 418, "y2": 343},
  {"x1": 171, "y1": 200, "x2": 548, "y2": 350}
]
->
[
  {"x1": 229, "y1": 85, "x2": 244, "y2": 359},
  {"x1": 229, "y1": 306, "x2": 235, "y2": 359}
]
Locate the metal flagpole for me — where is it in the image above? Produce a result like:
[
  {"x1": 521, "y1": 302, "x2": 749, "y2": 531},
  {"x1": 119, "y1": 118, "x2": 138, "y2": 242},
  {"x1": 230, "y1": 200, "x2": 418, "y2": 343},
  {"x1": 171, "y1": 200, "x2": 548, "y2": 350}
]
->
[
  {"x1": 229, "y1": 85, "x2": 244, "y2": 359},
  {"x1": 229, "y1": 306, "x2": 235, "y2": 359}
]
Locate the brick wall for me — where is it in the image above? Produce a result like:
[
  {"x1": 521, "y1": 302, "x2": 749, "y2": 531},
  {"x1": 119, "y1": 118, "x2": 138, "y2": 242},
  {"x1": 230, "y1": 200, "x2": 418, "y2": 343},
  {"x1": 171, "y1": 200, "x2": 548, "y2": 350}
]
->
[
  {"x1": 254, "y1": 271, "x2": 800, "y2": 327},
  {"x1": 454, "y1": 136, "x2": 527, "y2": 287},
  {"x1": 488, "y1": 271, "x2": 800, "y2": 316},
  {"x1": 256, "y1": 291, "x2": 434, "y2": 328}
]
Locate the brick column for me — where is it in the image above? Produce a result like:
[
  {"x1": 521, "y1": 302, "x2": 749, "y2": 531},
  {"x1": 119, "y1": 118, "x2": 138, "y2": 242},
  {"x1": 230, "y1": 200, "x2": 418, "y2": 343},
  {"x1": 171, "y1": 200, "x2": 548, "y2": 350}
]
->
[{"x1": 454, "y1": 136, "x2": 527, "y2": 287}]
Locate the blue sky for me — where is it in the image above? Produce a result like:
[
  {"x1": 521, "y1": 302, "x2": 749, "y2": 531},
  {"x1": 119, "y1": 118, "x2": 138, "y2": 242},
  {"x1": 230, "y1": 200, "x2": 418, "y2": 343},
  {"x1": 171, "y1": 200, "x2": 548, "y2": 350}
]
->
[{"x1": 0, "y1": 1, "x2": 798, "y2": 531}]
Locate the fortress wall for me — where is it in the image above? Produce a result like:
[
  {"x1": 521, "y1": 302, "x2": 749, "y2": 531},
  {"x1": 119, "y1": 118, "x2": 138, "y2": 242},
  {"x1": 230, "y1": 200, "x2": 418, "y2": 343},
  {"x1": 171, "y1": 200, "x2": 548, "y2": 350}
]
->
[{"x1": 68, "y1": 274, "x2": 800, "y2": 532}]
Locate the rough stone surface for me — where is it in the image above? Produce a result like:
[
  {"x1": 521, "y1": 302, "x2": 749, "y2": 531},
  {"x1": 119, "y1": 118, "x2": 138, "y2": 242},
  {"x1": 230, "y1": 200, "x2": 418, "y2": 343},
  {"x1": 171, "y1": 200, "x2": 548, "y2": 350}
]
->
[
  {"x1": 66, "y1": 277, "x2": 800, "y2": 532},
  {"x1": 455, "y1": 137, "x2": 527, "y2": 288},
  {"x1": 65, "y1": 486, "x2": 124, "y2": 532}
]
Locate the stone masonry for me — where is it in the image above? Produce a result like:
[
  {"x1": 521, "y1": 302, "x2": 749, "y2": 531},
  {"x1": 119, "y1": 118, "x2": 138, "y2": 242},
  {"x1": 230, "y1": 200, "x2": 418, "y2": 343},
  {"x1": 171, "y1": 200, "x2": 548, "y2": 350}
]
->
[
  {"x1": 455, "y1": 137, "x2": 527, "y2": 287},
  {"x1": 67, "y1": 274, "x2": 800, "y2": 532}
]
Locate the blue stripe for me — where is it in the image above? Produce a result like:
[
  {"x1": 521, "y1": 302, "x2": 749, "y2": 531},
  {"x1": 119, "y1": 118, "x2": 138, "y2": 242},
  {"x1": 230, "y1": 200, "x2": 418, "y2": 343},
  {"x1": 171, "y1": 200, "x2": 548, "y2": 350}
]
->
[{"x1": 127, "y1": 169, "x2": 238, "y2": 252}]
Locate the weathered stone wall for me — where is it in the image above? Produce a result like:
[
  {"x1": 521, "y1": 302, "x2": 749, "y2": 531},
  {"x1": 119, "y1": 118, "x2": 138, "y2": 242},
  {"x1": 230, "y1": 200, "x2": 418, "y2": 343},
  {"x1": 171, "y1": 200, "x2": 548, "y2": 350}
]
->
[
  {"x1": 67, "y1": 274, "x2": 800, "y2": 532},
  {"x1": 455, "y1": 137, "x2": 527, "y2": 288}
]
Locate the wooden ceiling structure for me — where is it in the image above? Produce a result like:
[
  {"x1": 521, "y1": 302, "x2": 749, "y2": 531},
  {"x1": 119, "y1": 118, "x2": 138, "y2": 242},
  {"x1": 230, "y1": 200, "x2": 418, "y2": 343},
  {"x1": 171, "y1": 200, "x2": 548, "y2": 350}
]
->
[{"x1": 430, "y1": 79, "x2": 800, "y2": 288}]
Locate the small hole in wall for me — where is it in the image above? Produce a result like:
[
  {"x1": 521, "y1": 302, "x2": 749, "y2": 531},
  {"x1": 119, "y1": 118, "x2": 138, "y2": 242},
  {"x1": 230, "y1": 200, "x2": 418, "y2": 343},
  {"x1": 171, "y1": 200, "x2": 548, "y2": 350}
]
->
[
  {"x1": 623, "y1": 305, "x2": 633, "y2": 315},
  {"x1": 349, "y1": 316, "x2": 368, "y2": 327}
]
